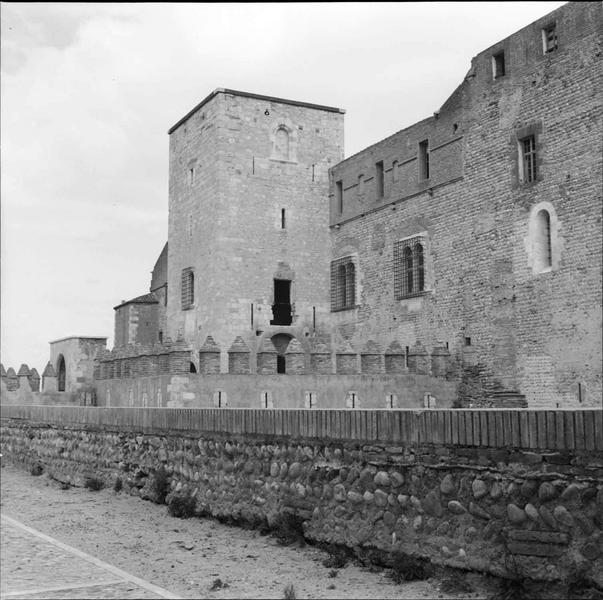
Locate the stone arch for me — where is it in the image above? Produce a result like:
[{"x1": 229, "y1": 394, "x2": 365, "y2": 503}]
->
[
  {"x1": 526, "y1": 201, "x2": 561, "y2": 274},
  {"x1": 274, "y1": 126, "x2": 290, "y2": 160},
  {"x1": 271, "y1": 333, "x2": 294, "y2": 374},
  {"x1": 56, "y1": 354, "x2": 66, "y2": 392}
]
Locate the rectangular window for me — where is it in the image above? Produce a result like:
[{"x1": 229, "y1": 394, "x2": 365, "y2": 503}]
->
[
  {"x1": 492, "y1": 51, "x2": 505, "y2": 79},
  {"x1": 394, "y1": 236, "x2": 427, "y2": 300},
  {"x1": 418, "y1": 140, "x2": 429, "y2": 180},
  {"x1": 542, "y1": 24, "x2": 558, "y2": 53},
  {"x1": 375, "y1": 161, "x2": 384, "y2": 198},
  {"x1": 335, "y1": 180, "x2": 343, "y2": 214},
  {"x1": 181, "y1": 267, "x2": 194, "y2": 309},
  {"x1": 330, "y1": 256, "x2": 356, "y2": 311},
  {"x1": 520, "y1": 135, "x2": 537, "y2": 183},
  {"x1": 188, "y1": 168, "x2": 195, "y2": 185},
  {"x1": 281, "y1": 208, "x2": 286, "y2": 229}
]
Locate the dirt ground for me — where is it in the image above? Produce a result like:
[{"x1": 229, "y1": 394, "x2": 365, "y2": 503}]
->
[{"x1": 0, "y1": 462, "x2": 489, "y2": 599}]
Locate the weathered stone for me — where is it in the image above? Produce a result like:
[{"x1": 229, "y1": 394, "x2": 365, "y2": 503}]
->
[
  {"x1": 288, "y1": 462, "x2": 302, "y2": 479},
  {"x1": 507, "y1": 541, "x2": 565, "y2": 557},
  {"x1": 448, "y1": 500, "x2": 466, "y2": 515},
  {"x1": 398, "y1": 494, "x2": 409, "y2": 508},
  {"x1": 580, "y1": 542, "x2": 601, "y2": 561},
  {"x1": 295, "y1": 483, "x2": 306, "y2": 497},
  {"x1": 472, "y1": 479, "x2": 488, "y2": 499},
  {"x1": 464, "y1": 526, "x2": 477, "y2": 541},
  {"x1": 574, "y1": 514, "x2": 594, "y2": 535},
  {"x1": 347, "y1": 490, "x2": 364, "y2": 504},
  {"x1": 441, "y1": 546, "x2": 453, "y2": 558},
  {"x1": 334, "y1": 484, "x2": 346, "y2": 502},
  {"x1": 508, "y1": 530, "x2": 569, "y2": 544},
  {"x1": 390, "y1": 471, "x2": 405, "y2": 487},
  {"x1": 538, "y1": 482, "x2": 557, "y2": 503},
  {"x1": 560, "y1": 483, "x2": 581, "y2": 501},
  {"x1": 423, "y1": 491, "x2": 443, "y2": 518},
  {"x1": 374, "y1": 471, "x2": 390, "y2": 487},
  {"x1": 440, "y1": 474, "x2": 456, "y2": 495},
  {"x1": 375, "y1": 489, "x2": 389, "y2": 507},
  {"x1": 469, "y1": 502, "x2": 490, "y2": 520},
  {"x1": 521, "y1": 480, "x2": 539, "y2": 498},
  {"x1": 383, "y1": 511, "x2": 397, "y2": 529},
  {"x1": 410, "y1": 495, "x2": 423, "y2": 512},
  {"x1": 553, "y1": 505, "x2": 574, "y2": 528},
  {"x1": 322, "y1": 484, "x2": 333, "y2": 500},
  {"x1": 435, "y1": 521, "x2": 450, "y2": 535},
  {"x1": 525, "y1": 503, "x2": 539, "y2": 522},
  {"x1": 387, "y1": 493, "x2": 398, "y2": 507},
  {"x1": 490, "y1": 481, "x2": 503, "y2": 500},
  {"x1": 279, "y1": 463, "x2": 288, "y2": 478},
  {"x1": 412, "y1": 516, "x2": 422, "y2": 531},
  {"x1": 363, "y1": 491, "x2": 374, "y2": 503},
  {"x1": 483, "y1": 520, "x2": 503, "y2": 541},
  {"x1": 360, "y1": 468, "x2": 375, "y2": 485},
  {"x1": 539, "y1": 505, "x2": 557, "y2": 530},
  {"x1": 270, "y1": 462, "x2": 279, "y2": 478},
  {"x1": 507, "y1": 504, "x2": 526, "y2": 524}
]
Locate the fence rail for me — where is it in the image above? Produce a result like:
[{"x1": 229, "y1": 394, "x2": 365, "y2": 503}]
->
[{"x1": 1, "y1": 405, "x2": 601, "y2": 451}]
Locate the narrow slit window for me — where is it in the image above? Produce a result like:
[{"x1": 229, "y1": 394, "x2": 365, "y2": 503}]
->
[
  {"x1": 492, "y1": 51, "x2": 506, "y2": 79},
  {"x1": 375, "y1": 161, "x2": 384, "y2": 198},
  {"x1": 418, "y1": 140, "x2": 429, "y2": 180},
  {"x1": 181, "y1": 268, "x2": 194, "y2": 309},
  {"x1": 336, "y1": 180, "x2": 343, "y2": 214},
  {"x1": 281, "y1": 208, "x2": 286, "y2": 229},
  {"x1": 188, "y1": 168, "x2": 195, "y2": 185},
  {"x1": 535, "y1": 209, "x2": 552, "y2": 270}
]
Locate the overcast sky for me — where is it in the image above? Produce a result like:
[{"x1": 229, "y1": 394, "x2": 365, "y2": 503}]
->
[{"x1": 1, "y1": 2, "x2": 565, "y2": 372}]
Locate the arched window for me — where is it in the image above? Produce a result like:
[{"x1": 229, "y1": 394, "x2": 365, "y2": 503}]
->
[
  {"x1": 404, "y1": 246, "x2": 414, "y2": 295},
  {"x1": 274, "y1": 127, "x2": 290, "y2": 160},
  {"x1": 331, "y1": 256, "x2": 357, "y2": 311},
  {"x1": 57, "y1": 355, "x2": 66, "y2": 392},
  {"x1": 345, "y1": 263, "x2": 356, "y2": 307},
  {"x1": 394, "y1": 236, "x2": 428, "y2": 299},
  {"x1": 415, "y1": 242, "x2": 425, "y2": 292},
  {"x1": 535, "y1": 209, "x2": 552, "y2": 270}
]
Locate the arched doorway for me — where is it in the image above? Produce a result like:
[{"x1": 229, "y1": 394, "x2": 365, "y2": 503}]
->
[
  {"x1": 271, "y1": 334, "x2": 293, "y2": 374},
  {"x1": 57, "y1": 355, "x2": 66, "y2": 392}
]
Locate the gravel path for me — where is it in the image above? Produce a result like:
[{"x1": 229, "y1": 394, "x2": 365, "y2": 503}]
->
[{"x1": 1, "y1": 463, "x2": 486, "y2": 599}]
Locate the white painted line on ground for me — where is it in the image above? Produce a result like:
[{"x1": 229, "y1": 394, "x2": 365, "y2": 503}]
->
[
  {"x1": 1, "y1": 514, "x2": 183, "y2": 600},
  {"x1": 1, "y1": 579, "x2": 125, "y2": 598}
]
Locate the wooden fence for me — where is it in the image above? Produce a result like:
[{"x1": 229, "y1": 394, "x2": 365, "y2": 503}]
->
[{"x1": 1, "y1": 405, "x2": 601, "y2": 451}]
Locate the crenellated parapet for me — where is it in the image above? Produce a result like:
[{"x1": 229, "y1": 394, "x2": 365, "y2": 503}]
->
[{"x1": 95, "y1": 339, "x2": 193, "y2": 380}]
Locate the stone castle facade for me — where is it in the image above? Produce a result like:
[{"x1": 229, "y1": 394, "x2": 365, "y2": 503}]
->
[{"x1": 4, "y1": 2, "x2": 600, "y2": 409}]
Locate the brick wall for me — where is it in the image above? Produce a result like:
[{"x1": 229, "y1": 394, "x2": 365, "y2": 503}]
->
[{"x1": 327, "y1": 2, "x2": 602, "y2": 408}]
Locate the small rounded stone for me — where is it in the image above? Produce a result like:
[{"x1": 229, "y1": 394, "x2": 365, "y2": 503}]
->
[
  {"x1": 390, "y1": 471, "x2": 405, "y2": 487},
  {"x1": 347, "y1": 490, "x2": 364, "y2": 504},
  {"x1": 472, "y1": 479, "x2": 488, "y2": 499},
  {"x1": 288, "y1": 462, "x2": 302, "y2": 479},
  {"x1": 375, "y1": 489, "x2": 389, "y2": 507},
  {"x1": 398, "y1": 494, "x2": 409, "y2": 508},
  {"x1": 374, "y1": 471, "x2": 391, "y2": 487},
  {"x1": 363, "y1": 491, "x2": 374, "y2": 503},
  {"x1": 490, "y1": 482, "x2": 503, "y2": 500},
  {"x1": 440, "y1": 474, "x2": 456, "y2": 495},
  {"x1": 383, "y1": 511, "x2": 397, "y2": 529},
  {"x1": 448, "y1": 500, "x2": 466, "y2": 515},
  {"x1": 507, "y1": 503, "x2": 526, "y2": 524},
  {"x1": 412, "y1": 516, "x2": 423, "y2": 531},
  {"x1": 538, "y1": 482, "x2": 557, "y2": 502},
  {"x1": 553, "y1": 505, "x2": 574, "y2": 528},
  {"x1": 525, "y1": 503, "x2": 539, "y2": 521}
]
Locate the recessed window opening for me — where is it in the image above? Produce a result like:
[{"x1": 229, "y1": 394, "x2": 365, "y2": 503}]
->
[
  {"x1": 492, "y1": 51, "x2": 506, "y2": 79},
  {"x1": 262, "y1": 392, "x2": 270, "y2": 408},
  {"x1": 336, "y1": 180, "x2": 343, "y2": 214},
  {"x1": 188, "y1": 168, "x2": 195, "y2": 185},
  {"x1": 57, "y1": 355, "x2": 66, "y2": 392},
  {"x1": 158, "y1": 330, "x2": 163, "y2": 344},
  {"x1": 387, "y1": 394, "x2": 395, "y2": 409},
  {"x1": 578, "y1": 382, "x2": 583, "y2": 403},
  {"x1": 217, "y1": 390, "x2": 223, "y2": 408},
  {"x1": 189, "y1": 362, "x2": 197, "y2": 373},
  {"x1": 358, "y1": 174, "x2": 364, "y2": 195},
  {"x1": 277, "y1": 355, "x2": 286, "y2": 374},
  {"x1": 274, "y1": 127, "x2": 290, "y2": 160},
  {"x1": 542, "y1": 24, "x2": 558, "y2": 53},
  {"x1": 271, "y1": 279, "x2": 292, "y2": 325},
  {"x1": 405, "y1": 346, "x2": 409, "y2": 368},
  {"x1": 465, "y1": 337, "x2": 472, "y2": 346},
  {"x1": 534, "y1": 209, "x2": 552, "y2": 270},
  {"x1": 392, "y1": 160, "x2": 398, "y2": 182},
  {"x1": 394, "y1": 238, "x2": 426, "y2": 299},
  {"x1": 331, "y1": 257, "x2": 356, "y2": 311},
  {"x1": 181, "y1": 268, "x2": 194, "y2": 309},
  {"x1": 418, "y1": 140, "x2": 430, "y2": 180},
  {"x1": 375, "y1": 161, "x2": 384, "y2": 198},
  {"x1": 281, "y1": 208, "x2": 286, "y2": 229},
  {"x1": 520, "y1": 135, "x2": 537, "y2": 183}
]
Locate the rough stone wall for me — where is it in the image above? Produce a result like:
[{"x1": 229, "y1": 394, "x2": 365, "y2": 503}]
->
[
  {"x1": 2, "y1": 418, "x2": 601, "y2": 587},
  {"x1": 166, "y1": 90, "x2": 344, "y2": 370},
  {"x1": 327, "y1": 2, "x2": 602, "y2": 408},
  {"x1": 114, "y1": 303, "x2": 159, "y2": 348}
]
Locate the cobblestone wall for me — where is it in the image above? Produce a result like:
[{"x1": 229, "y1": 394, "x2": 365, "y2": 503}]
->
[{"x1": 2, "y1": 413, "x2": 601, "y2": 587}]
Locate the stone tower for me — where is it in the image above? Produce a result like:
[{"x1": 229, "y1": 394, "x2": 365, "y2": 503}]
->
[{"x1": 166, "y1": 89, "x2": 345, "y2": 370}]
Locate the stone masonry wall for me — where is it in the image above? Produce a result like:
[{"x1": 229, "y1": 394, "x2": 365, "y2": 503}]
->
[{"x1": 2, "y1": 411, "x2": 601, "y2": 588}]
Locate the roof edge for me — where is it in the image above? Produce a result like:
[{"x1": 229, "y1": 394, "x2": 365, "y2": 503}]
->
[
  {"x1": 50, "y1": 336, "x2": 108, "y2": 344},
  {"x1": 168, "y1": 88, "x2": 345, "y2": 134}
]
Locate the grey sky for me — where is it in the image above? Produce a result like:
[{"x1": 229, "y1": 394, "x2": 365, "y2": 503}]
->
[{"x1": 1, "y1": 2, "x2": 565, "y2": 371}]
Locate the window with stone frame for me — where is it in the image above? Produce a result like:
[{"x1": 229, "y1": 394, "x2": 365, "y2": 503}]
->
[
  {"x1": 330, "y1": 256, "x2": 356, "y2": 311},
  {"x1": 542, "y1": 23, "x2": 558, "y2": 54},
  {"x1": 394, "y1": 237, "x2": 427, "y2": 299},
  {"x1": 519, "y1": 134, "x2": 537, "y2": 183},
  {"x1": 181, "y1": 267, "x2": 194, "y2": 310}
]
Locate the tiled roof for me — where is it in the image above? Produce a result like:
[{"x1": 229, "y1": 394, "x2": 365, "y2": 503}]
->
[{"x1": 114, "y1": 292, "x2": 158, "y2": 310}]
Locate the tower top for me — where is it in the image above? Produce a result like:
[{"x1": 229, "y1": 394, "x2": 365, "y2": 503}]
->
[{"x1": 168, "y1": 88, "x2": 345, "y2": 134}]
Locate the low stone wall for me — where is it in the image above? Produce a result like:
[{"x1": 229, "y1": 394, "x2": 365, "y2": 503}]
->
[
  {"x1": 1, "y1": 406, "x2": 601, "y2": 589},
  {"x1": 95, "y1": 373, "x2": 457, "y2": 409}
]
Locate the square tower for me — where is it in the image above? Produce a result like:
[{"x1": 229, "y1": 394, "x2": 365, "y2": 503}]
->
[{"x1": 166, "y1": 89, "x2": 344, "y2": 365}]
